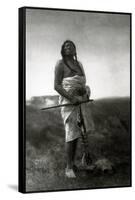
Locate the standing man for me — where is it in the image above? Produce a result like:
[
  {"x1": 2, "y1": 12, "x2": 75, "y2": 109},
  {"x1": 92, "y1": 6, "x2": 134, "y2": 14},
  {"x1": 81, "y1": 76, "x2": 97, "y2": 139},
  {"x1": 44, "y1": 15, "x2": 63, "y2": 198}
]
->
[{"x1": 54, "y1": 40, "x2": 92, "y2": 178}]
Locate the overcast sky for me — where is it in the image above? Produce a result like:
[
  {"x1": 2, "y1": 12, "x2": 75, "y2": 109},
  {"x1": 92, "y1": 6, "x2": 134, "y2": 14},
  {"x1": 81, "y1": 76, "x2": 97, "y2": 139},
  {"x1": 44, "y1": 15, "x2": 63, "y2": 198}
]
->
[{"x1": 26, "y1": 8, "x2": 130, "y2": 100}]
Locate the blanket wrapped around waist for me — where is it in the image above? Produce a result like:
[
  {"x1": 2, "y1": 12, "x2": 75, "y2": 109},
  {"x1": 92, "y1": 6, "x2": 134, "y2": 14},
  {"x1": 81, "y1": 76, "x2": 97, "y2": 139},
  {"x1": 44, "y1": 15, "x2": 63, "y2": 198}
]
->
[{"x1": 59, "y1": 75, "x2": 95, "y2": 142}]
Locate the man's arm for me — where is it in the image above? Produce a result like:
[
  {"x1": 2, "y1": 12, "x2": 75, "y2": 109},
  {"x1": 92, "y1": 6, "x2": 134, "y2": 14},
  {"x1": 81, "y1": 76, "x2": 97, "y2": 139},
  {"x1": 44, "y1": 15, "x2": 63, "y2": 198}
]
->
[
  {"x1": 78, "y1": 61, "x2": 86, "y2": 83},
  {"x1": 78, "y1": 61, "x2": 91, "y2": 99},
  {"x1": 54, "y1": 61, "x2": 76, "y2": 102}
]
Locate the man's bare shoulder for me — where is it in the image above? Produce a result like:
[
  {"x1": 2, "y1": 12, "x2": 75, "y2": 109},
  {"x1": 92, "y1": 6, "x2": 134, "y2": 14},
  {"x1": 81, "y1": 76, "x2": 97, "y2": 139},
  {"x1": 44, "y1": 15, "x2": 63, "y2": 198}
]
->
[
  {"x1": 55, "y1": 59, "x2": 64, "y2": 75},
  {"x1": 77, "y1": 60, "x2": 83, "y2": 66},
  {"x1": 55, "y1": 59, "x2": 64, "y2": 72},
  {"x1": 55, "y1": 59, "x2": 64, "y2": 67}
]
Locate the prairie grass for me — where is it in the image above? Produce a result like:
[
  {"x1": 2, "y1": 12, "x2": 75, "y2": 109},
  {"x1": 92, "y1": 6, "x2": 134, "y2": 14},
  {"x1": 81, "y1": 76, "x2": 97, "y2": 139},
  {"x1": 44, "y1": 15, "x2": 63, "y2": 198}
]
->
[{"x1": 26, "y1": 97, "x2": 131, "y2": 192}]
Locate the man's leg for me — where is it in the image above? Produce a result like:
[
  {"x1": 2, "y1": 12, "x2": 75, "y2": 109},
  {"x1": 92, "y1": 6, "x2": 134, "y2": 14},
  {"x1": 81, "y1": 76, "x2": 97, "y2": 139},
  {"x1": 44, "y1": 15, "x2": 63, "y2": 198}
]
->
[
  {"x1": 65, "y1": 139, "x2": 78, "y2": 178},
  {"x1": 72, "y1": 139, "x2": 78, "y2": 165},
  {"x1": 65, "y1": 139, "x2": 78, "y2": 169}
]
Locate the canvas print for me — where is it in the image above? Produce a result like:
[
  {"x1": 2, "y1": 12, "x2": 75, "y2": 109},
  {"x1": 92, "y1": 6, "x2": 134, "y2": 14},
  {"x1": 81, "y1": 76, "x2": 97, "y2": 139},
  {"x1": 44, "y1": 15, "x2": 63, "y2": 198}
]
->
[{"x1": 19, "y1": 7, "x2": 131, "y2": 193}]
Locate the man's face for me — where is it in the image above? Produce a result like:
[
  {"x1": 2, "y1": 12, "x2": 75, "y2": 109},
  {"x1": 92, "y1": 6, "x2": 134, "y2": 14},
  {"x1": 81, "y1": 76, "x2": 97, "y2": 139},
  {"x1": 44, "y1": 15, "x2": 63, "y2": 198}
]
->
[{"x1": 63, "y1": 42, "x2": 75, "y2": 56}]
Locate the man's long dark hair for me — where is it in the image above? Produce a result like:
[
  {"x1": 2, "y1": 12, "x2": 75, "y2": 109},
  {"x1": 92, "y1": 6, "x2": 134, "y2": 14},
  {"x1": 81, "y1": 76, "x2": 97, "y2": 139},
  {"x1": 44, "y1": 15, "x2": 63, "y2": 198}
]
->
[
  {"x1": 61, "y1": 40, "x2": 78, "y2": 62},
  {"x1": 61, "y1": 40, "x2": 79, "y2": 72}
]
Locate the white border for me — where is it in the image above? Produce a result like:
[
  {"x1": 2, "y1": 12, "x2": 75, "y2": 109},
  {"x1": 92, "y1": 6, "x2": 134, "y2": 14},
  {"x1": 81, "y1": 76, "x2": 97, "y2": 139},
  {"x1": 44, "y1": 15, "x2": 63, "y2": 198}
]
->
[{"x1": 0, "y1": 0, "x2": 134, "y2": 199}]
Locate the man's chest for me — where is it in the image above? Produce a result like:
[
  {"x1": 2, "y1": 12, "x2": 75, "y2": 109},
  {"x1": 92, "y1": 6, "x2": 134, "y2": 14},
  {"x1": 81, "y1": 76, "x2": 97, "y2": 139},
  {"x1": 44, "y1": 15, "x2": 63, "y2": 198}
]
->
[{"x1": 63, "y1": 62, "x2": 83, "y2": 78}]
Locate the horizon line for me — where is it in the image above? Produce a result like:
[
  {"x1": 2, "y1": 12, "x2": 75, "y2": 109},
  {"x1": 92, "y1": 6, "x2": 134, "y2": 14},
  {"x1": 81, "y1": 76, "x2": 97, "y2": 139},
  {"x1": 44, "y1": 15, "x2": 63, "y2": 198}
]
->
[{"x1": 26, "y1": 95, "x2": 130, "y2": 101}]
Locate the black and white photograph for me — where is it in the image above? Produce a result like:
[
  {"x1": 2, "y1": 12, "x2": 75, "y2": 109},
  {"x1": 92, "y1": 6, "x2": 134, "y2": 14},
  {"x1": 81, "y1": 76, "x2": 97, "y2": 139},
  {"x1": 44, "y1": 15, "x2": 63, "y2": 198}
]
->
[{"x1": 19, "y1": 7, "x2": 131, "y2": 193}]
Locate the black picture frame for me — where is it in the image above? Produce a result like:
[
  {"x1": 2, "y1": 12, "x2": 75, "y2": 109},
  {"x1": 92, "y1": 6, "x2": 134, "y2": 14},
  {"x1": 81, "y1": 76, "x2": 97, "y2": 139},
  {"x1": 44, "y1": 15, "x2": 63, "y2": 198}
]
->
[{"x1": 19, "y1": 6, "x2": 132, "y2": 193}]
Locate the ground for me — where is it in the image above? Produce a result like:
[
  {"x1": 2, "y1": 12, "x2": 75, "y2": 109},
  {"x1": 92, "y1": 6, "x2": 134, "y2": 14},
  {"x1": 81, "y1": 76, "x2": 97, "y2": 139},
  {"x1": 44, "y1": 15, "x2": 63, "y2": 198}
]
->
[{"x1": 25, "y1": 97, "x2": 131, "y2": 192}]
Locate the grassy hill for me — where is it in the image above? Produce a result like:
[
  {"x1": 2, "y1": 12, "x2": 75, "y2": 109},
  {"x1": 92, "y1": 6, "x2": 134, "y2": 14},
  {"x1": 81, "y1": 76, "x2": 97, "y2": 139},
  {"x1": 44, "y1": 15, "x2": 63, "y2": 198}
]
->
[{"x1": 25, "y1": 97, "x2": 131, "y2": 192}]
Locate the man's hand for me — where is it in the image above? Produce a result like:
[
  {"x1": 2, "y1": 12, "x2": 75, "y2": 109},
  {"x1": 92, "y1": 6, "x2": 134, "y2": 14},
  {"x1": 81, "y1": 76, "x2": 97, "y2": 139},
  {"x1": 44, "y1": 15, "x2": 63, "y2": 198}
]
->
[{"x1": 71, "y1": 97, "x2": 82, "y2": 105}]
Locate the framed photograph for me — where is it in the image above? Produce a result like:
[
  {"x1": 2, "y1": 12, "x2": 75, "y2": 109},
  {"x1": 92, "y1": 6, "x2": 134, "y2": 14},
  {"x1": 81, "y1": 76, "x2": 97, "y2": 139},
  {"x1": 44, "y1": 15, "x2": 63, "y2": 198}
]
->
[{"x1": 19, "y1": 7, "x2": 132, "y2": 193}]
